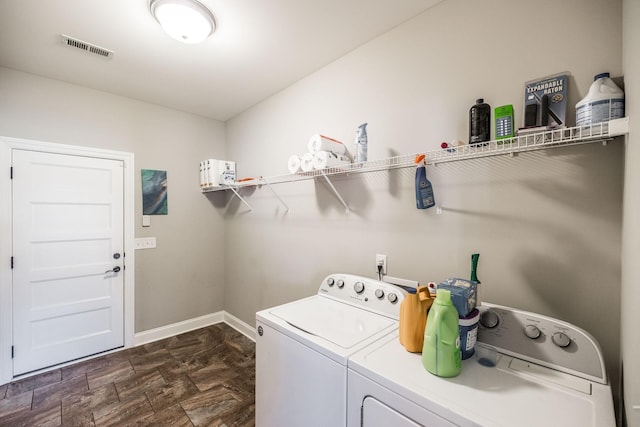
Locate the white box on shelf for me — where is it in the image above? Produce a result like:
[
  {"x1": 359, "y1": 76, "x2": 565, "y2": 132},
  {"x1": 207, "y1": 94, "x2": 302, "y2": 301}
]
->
[
  {"x1": 201, "y1": 158, "x2": 237, "y2": 189},
  {"x1": 219, "y1": 160, "x2": 236, "y2": 185},
  {"x1": 205, "y1": 159, "x2": 220, "y2": 187}
]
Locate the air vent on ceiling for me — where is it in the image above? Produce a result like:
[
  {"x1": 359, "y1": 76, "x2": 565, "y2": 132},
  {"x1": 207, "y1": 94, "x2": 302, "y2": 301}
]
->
[{"x1": 61, "y1": 34, "x2": 114, "y2": 60}]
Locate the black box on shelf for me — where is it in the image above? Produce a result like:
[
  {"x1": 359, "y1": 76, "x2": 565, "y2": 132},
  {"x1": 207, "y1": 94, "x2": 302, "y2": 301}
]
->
[{"x1": 523, "y1": 72, "x2": 569, "y2": 129}]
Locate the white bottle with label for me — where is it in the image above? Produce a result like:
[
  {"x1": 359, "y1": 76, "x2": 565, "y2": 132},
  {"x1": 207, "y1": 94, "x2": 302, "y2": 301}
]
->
[
  {"x1": 575, "y1": 72, "x2": 624, "y2": 126},
  {"x1": 354, "y1": 123, "x2": 368, "y2": 163}
]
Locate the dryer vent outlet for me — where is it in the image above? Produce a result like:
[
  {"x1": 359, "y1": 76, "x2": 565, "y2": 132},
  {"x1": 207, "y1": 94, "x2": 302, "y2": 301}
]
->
[{"x1": 61, "y1": 34, "x2": 114, "y2": 60}]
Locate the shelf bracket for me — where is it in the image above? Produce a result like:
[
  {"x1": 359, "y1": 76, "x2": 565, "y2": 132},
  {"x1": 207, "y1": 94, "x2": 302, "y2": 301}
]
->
[
  {"x1": 262, "y1": 180, "x2": 290, "y2": 212},
  {"x1": 320, "y1": 171, "x2": 350, "y2": 213},
  {"x1": 228, "y1": 186, "x2": 253, "y2": 212}
]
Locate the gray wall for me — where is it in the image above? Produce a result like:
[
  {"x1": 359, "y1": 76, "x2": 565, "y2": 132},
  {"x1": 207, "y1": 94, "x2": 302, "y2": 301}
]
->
[
  {"x1": 225, "y1": 0, "x2": 623, "y2": 407},
  {"x1": 622, "y1": 0, "x2": 639, "y2": 424},
  {"x1": 0, "y1": 0, "x2": 629, "y2": 419},
  {"x1": 0, "y1": 67, "x2": 228, "y2": 332}
]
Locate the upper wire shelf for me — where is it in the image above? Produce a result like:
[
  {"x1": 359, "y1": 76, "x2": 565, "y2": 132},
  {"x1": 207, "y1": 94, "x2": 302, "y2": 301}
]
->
[{"x1": 202, "y1": 117, "x2": 629, "y2": 194}]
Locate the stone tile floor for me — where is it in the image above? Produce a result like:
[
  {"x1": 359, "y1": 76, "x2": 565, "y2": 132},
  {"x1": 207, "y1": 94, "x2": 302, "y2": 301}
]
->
[{"x1": 0, "y1": 323, "x2": 255, "y2": 426}]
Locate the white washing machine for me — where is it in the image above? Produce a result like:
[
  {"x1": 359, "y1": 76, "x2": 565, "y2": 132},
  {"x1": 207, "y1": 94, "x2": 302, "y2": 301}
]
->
[
  {"x1": 348, "y1": 302, "x2": 616, "y2": 427},
  {"x1": 255, "y1": 273, "x2": 406, "y2": 427}
]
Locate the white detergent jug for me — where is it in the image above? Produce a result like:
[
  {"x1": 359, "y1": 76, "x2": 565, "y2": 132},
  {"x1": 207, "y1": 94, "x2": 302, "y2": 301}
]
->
[{"x1": 576, "y1": 72, "x2": 624, "y2": 126}]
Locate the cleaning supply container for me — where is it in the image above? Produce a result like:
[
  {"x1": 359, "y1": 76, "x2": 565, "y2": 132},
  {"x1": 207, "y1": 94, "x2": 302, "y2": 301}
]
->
[
  {"x1": 469, "y1": 98, "x2": 491, "y2": 144},
  {"x1": 354, "y1": 123, "x2": 368, "y2": 162},
  {"x1": 422, "y1": 289, "x2": 462, "y2": 377},
  {"x1": 399, "y1": 286, "x2": 433, "y2": 353},
  {"x1": 437, "y1": 278, "x2": 478, "y2": 317},
  {"x1": 414, "y1": 154, "x2": 435, "y2": 209},
  {"x1": 458, "y1": 309, "x2": 479, "y2": 360},
  {"x1": 576, "y1": 72, "x2": 624, "y2": 126}
]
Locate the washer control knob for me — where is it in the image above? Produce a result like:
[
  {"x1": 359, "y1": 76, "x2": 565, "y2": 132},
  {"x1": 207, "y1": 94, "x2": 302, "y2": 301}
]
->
[
  {"x1": 387, "y1": 293, "x2": 398, "y2": 303},
  {"x1": 327, "y1": 278, "x2": 335, "y2": 287},
  {"x1": 337, "y1": 279, "x2": 345, "y2": 289},
  {"x1": 480, "y1": 310, "x2": 500, "y2": 329},
  {"x1": 375, "y1": 289, "x2": 385, "y2": 299},
  {"x1": 524, "y1": 325, "x2": 542, "y2": 339},
  {"x1": 354, "y1": 281, "x2": 365, "y2": 294},
  {"x1": 552, "y1": 332, "x2": 572, "y2": 348}
]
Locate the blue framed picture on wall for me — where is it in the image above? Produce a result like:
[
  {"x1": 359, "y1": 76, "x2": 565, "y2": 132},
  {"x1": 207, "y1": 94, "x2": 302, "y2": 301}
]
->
[{"x1": 141, "y1": 169, "x2": 168, "y2": 215}]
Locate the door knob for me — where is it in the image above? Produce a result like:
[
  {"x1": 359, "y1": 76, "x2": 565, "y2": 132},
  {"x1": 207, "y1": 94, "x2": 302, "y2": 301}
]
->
[{"x1": 105, "y1": 266, "x2": 121, "y2": 274}]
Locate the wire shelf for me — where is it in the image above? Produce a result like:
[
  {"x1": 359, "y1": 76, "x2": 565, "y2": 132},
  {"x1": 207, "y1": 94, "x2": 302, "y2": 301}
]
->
[{"x1": 202, "y1": 118, "x2": 629, "y2": 194}]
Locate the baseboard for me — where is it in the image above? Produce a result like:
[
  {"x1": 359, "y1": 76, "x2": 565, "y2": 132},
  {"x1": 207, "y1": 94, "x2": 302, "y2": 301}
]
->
[
  {"x1": 133, "y1": 311, "x2": 255, "y2": 346},
  {"x1": 223, "y1": 311, "x2": 256, "y2": 341}
]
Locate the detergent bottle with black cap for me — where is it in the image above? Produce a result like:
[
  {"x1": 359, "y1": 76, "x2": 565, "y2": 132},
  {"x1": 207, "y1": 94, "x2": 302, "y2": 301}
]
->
[{"x1": 469, "y1": 98, "x2": 491, "y2": 144}]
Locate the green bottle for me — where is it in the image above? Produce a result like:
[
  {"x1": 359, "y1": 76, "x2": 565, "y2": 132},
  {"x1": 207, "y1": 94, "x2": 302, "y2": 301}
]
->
[{"x1": 422, "y1": 289, "x2": 462, "y2": 377}]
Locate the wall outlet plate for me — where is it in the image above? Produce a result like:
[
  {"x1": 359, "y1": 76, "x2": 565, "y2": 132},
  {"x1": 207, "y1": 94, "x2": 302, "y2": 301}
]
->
[{"x1": 376, "y1": 254, "x2": 387, "y2": 275}]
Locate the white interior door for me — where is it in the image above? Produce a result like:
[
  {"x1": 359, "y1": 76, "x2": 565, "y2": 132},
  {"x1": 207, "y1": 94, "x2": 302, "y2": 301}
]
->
[{"x1": 12, "y1": 149, "x2": 125, "y2": 375}]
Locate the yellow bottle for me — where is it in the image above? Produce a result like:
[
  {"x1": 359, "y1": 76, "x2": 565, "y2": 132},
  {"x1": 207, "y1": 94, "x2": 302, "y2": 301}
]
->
[{"x1": 399, "y1": 286, "x2": 433, "y2": 352}]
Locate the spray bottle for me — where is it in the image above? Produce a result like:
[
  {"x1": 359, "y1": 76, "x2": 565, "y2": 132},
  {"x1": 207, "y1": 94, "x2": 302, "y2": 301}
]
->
[
  {"x1": 415, "y1": 154, "x2": 435, "y2": 209},
  {"x1": 354, "y1": 123, "x2": 368, "y2": 162}
]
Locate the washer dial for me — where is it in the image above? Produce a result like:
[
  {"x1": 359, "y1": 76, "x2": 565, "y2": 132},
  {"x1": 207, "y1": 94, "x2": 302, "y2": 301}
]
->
[
  {"x1": 552, "y1": 332, "x2": 572, "y2": 348},
  {"x1": 354, "y1": 281, "x2": 365, "y2": 294},
  {"x1": 480, "y1": 310, "x2": 500, "y2": 328},
  {"x1": 524, "y1": 325, "x2": 541, "y2": 339}
]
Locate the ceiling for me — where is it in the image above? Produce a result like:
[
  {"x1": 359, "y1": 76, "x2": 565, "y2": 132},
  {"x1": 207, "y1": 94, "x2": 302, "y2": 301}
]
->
[{"x1": 0, "y1": 0, "x2": 442, "y2": 121}]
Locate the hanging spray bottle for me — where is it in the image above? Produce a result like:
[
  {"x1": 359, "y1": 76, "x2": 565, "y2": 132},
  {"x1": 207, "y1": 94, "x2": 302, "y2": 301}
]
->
[
  {"x1": 354, "y1": 123, "x2": 368, "y2": 162},
  {"x1": 415, "y1": 154, "x2": 435, "y2": 209}
]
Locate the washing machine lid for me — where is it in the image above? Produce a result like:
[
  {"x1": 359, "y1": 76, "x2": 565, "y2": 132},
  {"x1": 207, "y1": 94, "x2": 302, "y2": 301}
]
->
[
  {"x1": 269, "y1": 296, "x2": 395, "y2": 349},
  {"x1": 349, "y1": 332, "x2": 616, "y2": 427}
]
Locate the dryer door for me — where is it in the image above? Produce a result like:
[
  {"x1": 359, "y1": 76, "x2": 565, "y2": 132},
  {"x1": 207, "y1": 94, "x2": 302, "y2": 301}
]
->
[{"x1": 362, "y1": 396, "x2": 422, "y2": 426}]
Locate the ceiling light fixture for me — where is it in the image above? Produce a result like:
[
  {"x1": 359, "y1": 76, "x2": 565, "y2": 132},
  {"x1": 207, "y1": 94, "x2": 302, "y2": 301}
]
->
[{"x1": 150, "y1": 0, "x2": 216, "y2": 44}]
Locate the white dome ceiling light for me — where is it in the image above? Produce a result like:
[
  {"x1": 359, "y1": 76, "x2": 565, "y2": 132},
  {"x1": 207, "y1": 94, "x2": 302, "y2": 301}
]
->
[{"x1": 149, "y1": 0, "x2": 216, "y2": 44}]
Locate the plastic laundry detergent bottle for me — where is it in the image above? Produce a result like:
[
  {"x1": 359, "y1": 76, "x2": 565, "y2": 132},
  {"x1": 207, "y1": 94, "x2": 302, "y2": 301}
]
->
[
  {"x1": 422, "y1": 289, "x2": 462, "y2": 377},
  {"x1": 399, "y1": 286, "x2": 433, "y2": 353},
  {"x1": 576, "y1": 72, "x2": 624, "y2": 126}
]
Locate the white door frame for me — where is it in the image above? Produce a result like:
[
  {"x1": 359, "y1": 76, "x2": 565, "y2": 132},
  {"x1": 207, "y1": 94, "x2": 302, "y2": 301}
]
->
[{"x1": 0, "y1": 136, "x2": 135, "y2": 385}]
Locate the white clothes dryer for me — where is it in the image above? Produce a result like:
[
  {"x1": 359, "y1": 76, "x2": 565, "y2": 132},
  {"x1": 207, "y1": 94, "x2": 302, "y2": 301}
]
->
[
  {"x1": 347, "y1": 302, "x2": 616, "y2": 427},
  {"x1": 256, "y1": 273, "x2": 406, "y2": 427}
]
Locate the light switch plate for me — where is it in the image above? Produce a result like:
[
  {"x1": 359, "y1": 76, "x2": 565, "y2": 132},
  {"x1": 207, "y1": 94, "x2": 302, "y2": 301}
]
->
[
  {"x1": 135, "y1": 237, "x2": 156, "y2": 250},
  {"x1": 142, "y1": 215, "x2": 151, "y2": 227}
]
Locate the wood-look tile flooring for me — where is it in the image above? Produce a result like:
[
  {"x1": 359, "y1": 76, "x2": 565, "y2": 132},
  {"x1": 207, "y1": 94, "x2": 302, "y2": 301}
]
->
[{"x1": 0, "y1": 323, "x2": 255, "y2": 426}]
